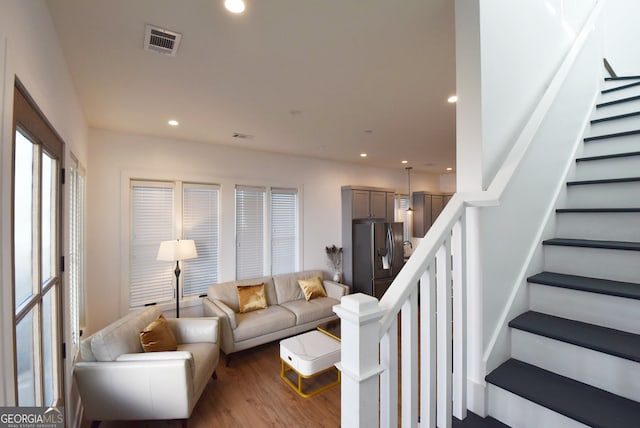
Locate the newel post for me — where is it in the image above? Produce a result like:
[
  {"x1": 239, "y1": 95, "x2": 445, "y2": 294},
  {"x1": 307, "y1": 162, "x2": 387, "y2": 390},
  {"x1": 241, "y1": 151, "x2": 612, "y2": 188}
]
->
[{"x1": 334, "y1": 293, "x2": 385, "y2": 428}]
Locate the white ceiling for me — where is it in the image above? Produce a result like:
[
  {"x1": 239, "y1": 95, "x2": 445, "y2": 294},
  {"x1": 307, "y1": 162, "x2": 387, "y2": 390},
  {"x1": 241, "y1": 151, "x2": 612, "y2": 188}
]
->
[{"x1": 46, "y1": 0, "x2": 456, "y2": 173}]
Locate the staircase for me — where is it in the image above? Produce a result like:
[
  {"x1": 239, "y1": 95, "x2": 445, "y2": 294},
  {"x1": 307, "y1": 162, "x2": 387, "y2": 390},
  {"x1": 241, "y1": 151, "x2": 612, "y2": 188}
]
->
[{"x1": 485, "y1": 76, "x2": 640, "y2": 427}]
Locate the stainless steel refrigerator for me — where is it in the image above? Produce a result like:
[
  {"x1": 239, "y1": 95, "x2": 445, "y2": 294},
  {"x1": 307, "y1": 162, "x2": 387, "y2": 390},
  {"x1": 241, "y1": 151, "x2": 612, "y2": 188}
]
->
[{"x1": 352, "y1": 221, "x2": 404, "y2": 299}]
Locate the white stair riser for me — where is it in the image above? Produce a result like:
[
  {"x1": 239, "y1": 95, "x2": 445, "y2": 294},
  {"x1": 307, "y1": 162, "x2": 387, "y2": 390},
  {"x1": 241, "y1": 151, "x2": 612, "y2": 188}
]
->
[
  {"x1": 529, "y1": 284, "x2": 640, "y2": 335},
  {"x1": 598, "y1": 85, "x2": 640, "y2": 104},
  {"x1": 602, "y1": 79, "x2": 640, "y2": 92},
  {"x1": 588, "y1": 114, "x2": 640, "y2": 136},
  {"x1": 565, "y1": 181, "x2": 640, "y2": 208},
  {"x1": 543, "y1": 245, "x2": 640, "y2": 283},
  {"x1": 582, "y1": 136, "x2": 640, "y2": 157},
  {"x1": 556, "y1": 212, "x2": 640, "y2": 241},
  {"x1": 487, "y1": 385, "x2": 588, "y2": 428},
  {"x1": 594, "y1": 98, "x2": 640, "y2": 118},
  {"x1": 512, "y1": 330, "x2": 640, "y2": 402},
  {"x1": 574, "y1": 156, "x2": 640, "y2": 181}
]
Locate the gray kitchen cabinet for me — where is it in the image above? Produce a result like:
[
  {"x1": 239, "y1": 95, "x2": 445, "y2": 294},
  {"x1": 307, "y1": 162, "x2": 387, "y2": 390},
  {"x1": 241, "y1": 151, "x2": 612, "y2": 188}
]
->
[{"x1": 412, "y1": 191, "x2": 453, "y2": 237}]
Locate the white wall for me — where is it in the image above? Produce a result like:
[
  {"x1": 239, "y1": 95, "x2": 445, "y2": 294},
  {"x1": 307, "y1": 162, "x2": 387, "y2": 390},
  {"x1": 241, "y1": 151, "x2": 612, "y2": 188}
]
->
[
  {"x1": 86, "y1": 128, "x2": 444, "y2": 333},
  {"x1": 0, "y1": 0, "x2": 89, "y2": 422},
  {"x1": 470, "y1": 0, "x2": 596, "y2": 189},
  {"x1": 603, "y1": 0, "x2": 640, "y2": 75}
]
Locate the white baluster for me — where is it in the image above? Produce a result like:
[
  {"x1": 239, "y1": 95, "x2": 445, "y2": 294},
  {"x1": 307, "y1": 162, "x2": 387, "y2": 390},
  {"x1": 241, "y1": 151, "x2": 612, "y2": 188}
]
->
[
  {"x1": 420, "y1": 265, "x2": 437, "y2": 427},
  {"x1": 380, "y1": 318, "x2": 398, "y2": 428},
  {"x1": 452, "y1": 217, "x2": 467, "y2": 419},
  {"x1": 436, "y1": 239, "x2": 453, "y2": 428},
  {"x1": 401, "y1": 287, "x2": 419, "y2": 427}
]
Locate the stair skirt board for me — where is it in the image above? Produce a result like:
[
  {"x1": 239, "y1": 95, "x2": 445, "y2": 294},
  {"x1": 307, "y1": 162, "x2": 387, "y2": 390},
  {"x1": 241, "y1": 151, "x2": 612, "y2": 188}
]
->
[
  {"x1": 565, "y1": 181, "x2": 640, "y2": 208},
  {"x1": 529, "y1": 284, "x2": 640, "y2": 335},
  {"x1": 487, "y1": 385, "x2": 588, "y2": 428},
  {"x1": 555, "y1": 211, "x2": 640, "y2": 241},
  {"x1": 543, "y1": 245, "x2": 640, "y2": 284},
  {"x1": 511, "y1": 329, "x2": 640, "y2": 402},
  {"x1": 574, "y1": 155, "x2": 640, "y2": 181}
]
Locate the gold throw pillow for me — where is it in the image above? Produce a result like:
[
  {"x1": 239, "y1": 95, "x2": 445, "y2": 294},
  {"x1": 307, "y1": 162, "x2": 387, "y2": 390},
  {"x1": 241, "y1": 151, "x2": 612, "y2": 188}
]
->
[
  {"x1": 237, "y1": 283, "x2": 268, "y2": 313},
  {"x1": 140, "y1": 314, "x2": 178, "y2": 352},
  {"x1": 298, "y1": 276, "x2": 327, "y2": 301}
]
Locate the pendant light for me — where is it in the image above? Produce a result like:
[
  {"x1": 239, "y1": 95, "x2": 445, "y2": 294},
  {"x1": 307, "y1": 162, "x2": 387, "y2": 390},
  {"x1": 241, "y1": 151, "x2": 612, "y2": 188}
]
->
[{"x1": 406, "y1": 166, "x2": 413, "y2": 212}]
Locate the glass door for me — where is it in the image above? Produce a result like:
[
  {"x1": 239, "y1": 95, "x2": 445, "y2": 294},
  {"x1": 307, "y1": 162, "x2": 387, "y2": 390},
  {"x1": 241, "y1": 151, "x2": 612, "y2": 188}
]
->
[{"x1": 13, "y1": 82, "x2": 64, "y2": 408}]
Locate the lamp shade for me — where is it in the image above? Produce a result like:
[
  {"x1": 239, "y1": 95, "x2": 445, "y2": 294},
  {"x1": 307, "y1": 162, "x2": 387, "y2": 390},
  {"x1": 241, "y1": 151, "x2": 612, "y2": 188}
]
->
[{"x1": 157, "y1": 239, "x2": 198, "y2": 262}]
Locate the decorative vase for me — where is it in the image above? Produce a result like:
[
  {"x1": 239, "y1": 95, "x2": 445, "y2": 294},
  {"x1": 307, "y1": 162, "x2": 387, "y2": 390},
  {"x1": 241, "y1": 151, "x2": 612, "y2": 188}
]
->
[{"x1": 332, "y1": 271, "x2": 342, "y2": 283}]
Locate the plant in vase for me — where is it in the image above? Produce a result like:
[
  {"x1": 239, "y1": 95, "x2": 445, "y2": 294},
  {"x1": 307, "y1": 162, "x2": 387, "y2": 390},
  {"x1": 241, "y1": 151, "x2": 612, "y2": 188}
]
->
[{"x1": 325, "y1": 245, "x2": 343, "y2": 283}]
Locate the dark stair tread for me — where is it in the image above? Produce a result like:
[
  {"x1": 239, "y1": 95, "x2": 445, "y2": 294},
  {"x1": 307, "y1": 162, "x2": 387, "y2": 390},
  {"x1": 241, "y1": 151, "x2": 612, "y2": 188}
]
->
[
  {"x1": 486, "y1": 359, "x2": 640, "y2": 428},
  {"x1": 584, "y1": 129, "x2": 640, "y2": 142},
  {"x1": 605, "y1": 76, "x2": 640, "y2": 81},
  {"x1": 543, "y1": 238, "x2": 640, "y2": 251},
  {"x1": 602, "y1": 81, "x2": 640, "y2": 94},
  {"x1": 576, "y1": 151, "x2": 640, "y2": 162},
  {"x1": 528, "y1": 271, "x2": 640, "y2": 300},
  {"x1": 453, "y1": 412, "x2": 510, "y2": 428},
  {"x1": 591, "y1": 111, "x2": 640, "y2": 124},
  {"x1": 556, "y1": 207, "x2": 640, "y2": 213},
  {"x1": 566, "y1": 176, "x2": 640, "y2": 186},
  {"x1": 596, "y1": 94, "x2": 640, "y2": 108},
  {"x1": 510, "y1": 311, "x2": 640, "y2": 363}
]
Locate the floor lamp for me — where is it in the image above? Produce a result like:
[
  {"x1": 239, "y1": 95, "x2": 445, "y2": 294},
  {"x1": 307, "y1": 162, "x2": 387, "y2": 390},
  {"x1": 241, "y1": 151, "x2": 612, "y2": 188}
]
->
[{"x1": 157, "y1": 239, "x2": 198, "y2": 318}]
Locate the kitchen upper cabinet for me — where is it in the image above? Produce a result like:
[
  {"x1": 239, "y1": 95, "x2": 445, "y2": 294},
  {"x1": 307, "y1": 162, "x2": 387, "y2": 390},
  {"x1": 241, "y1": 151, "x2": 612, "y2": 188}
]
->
[
  {"x1": 342, "y1": 186, "x2": 394, "y2": 222},
  {"x1": 412, "y1": 191, "x2": 453, "y2": 237}
]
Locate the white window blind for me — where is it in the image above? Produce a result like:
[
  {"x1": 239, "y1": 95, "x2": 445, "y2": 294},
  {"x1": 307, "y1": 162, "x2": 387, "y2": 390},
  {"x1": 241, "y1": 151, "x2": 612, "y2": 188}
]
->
[
  {"x1": 235, "y1": 185, "x2": 265, "y2": 280},
  {"x1": 395, "y1": 195, "x2": 410, "y2": 241},
  {"x1": 271, "y1": 188, "x2": 298, "y2": 275},
  {"x1": 69, "y1": 159, "x2": 86, "y2": 346},
  {"x1": 130, "y1": 181, "x2": 175, "y2": 307},
  {"x1": 182, "y1": 184, "x2": 219, "y2": 296}
]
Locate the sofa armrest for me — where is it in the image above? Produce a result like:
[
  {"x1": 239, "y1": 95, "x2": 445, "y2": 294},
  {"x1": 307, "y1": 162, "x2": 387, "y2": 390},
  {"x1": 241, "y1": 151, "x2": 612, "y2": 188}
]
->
[
  {"x1": 167, "y1": 317, "x2": 219, "y2": 344},
  {"x1": 115, "y1": 351, "x2": 193, "y2": 362},
  {"x1": 323, "y1": 280, "x2": 349, "y2": 299},
  {"x1": 202, "y1": 299, "x2": 236, "y2": 355},
  {"x1": 74, "y1": 359, "x2": 193, "y2": 421}
]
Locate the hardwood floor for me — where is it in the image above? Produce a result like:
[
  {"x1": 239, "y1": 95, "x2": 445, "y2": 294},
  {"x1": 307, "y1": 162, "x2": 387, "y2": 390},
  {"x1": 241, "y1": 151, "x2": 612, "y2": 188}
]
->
[{"x1": 82, "y1": 341, "x2": 341, "y2": 428}]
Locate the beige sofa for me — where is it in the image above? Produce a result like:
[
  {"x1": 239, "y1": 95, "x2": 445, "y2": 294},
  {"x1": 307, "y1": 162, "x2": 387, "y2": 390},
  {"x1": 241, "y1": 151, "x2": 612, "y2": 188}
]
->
[
  {"x1": 203, "y1": 270, "x2": 347, "y2": 362},
  {"x1": 74, "y1": 306, "x2": 220, "y2": 425}
]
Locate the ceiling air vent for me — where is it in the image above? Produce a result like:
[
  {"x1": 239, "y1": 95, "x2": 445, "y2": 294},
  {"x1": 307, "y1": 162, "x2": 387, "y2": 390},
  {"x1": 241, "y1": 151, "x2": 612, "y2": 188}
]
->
[
  {"x1": 144, "y1": 24, "x2": 182, "y2": 56},
  {"x1": 233, "y1": 133, "x2": 254, "y2": 139}
]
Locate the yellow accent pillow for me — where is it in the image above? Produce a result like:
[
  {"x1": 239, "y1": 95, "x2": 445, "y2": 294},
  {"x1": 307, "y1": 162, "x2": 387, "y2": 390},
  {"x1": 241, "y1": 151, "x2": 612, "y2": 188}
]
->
[
  {"x1": 140, "y1": 314, "x2": 178, "y2": 352},
  {"x1": 237, "y1": 283, "x2": 268, "y2": 313},
  {"x1": 298, "y1": 276, "x2": 327, "y2": 301}
]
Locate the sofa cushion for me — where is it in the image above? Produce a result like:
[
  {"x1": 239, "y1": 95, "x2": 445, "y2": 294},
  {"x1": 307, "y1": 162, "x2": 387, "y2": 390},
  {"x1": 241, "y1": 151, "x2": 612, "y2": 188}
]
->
[
  {"x1": 237, "y1": 283, "x2": 268, "y2": 313},
  {"x1": 273, "y1": 270, "x2": 324, "y2": 304},
  {"x1": 208, "y1": 276, "x2": 277, "y2": 312},
  {"x1": 90, "y1": 307, "x2": 161, "y2": 361},
  {"x1": 279, "y1": 297, "x2": 339, "y2": 325},
  {"x1": 233, "y1": 305, "x2": 296, "y2": 342},
  {"x1": 140, "y1": 315, "x2": 178, "y2": 352}
]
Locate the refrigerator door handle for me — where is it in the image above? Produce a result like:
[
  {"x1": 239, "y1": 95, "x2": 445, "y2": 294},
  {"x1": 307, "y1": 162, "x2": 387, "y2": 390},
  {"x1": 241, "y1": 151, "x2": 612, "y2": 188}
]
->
[{"x1": 387, "y1": 225, "x2": 393, "y2": 272}]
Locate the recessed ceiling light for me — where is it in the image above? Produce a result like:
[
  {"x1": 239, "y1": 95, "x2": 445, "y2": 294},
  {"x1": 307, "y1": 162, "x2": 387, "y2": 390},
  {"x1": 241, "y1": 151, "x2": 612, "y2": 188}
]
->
[
  {"x1": 168, "y1": 119, "x2": 179, "y2": 126},
  {"x1": 360, "y1": 153, "x2": 368, "y2": 158},
  {"x1": 448, "y1": 95, "x2": 458, "y2": 103},
  {"x1": 225, "y1": 0, "x2": 245, "y2": 14},
  {"x1": 446, "y1": 167, "x2": 453, "y2": 171},
  {"x1": 401, "y1": 160, "x2": 408, "y2": 164}
]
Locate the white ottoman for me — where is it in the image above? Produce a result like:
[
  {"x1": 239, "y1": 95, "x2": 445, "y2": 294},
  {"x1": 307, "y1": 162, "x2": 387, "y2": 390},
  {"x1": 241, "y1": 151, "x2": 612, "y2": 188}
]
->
[{"x1": 280, "y1": 330, "x2": 341, "y2": 397}]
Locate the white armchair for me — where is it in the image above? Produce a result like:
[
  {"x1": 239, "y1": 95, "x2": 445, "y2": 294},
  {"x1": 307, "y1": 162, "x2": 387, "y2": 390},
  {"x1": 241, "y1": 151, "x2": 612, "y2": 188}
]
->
[{"x1": 74, "y1": 307, "x2": 219, "y2": 426}]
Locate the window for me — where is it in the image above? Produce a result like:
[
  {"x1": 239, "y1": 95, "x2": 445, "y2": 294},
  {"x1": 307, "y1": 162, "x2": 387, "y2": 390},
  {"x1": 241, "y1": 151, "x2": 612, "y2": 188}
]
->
[
  {"x1": 235, "y1": 186, "x2": 265, "y2": 280},
  {"x1": 12, "y1": 82, "x2": 64, "y2": 407},
  {"x1": 271, "y1": 188, "x2": 298, "y2": 275},
  {"x1": 395, "y1": 194, "x2": 411, "y2": 242},
  {"x1": 235, "y1": 186, "x2": 299, "y2": 279},
  {"x1": 69, "y1": 157, "x2": 86, "y2": 347},
  {"x1": 129, "y1": 180, "x2": 219, "y2": 308}
]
